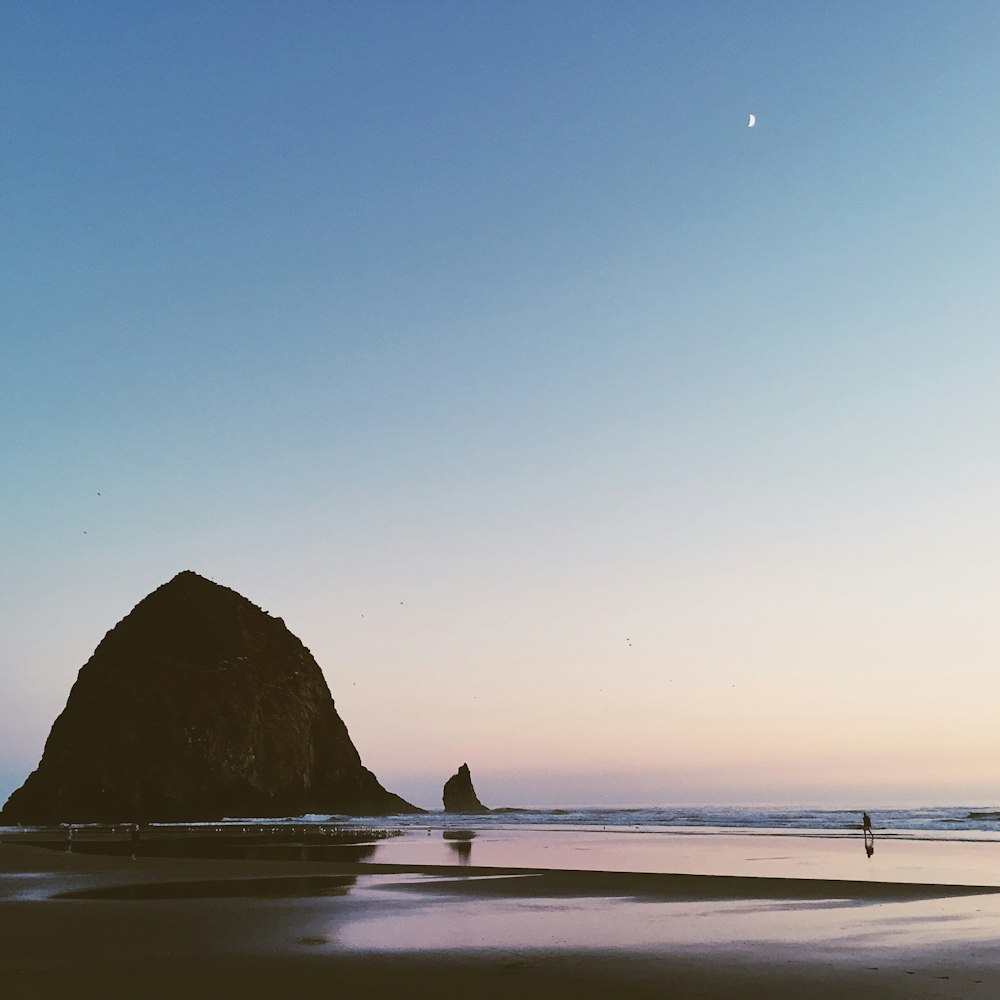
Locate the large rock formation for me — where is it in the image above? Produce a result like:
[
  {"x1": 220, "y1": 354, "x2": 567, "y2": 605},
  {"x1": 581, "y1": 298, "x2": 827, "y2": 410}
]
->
[
  {"x1": 1, "y1": 571, "x2": 421, "y2": 822},
  {"x1": 442, "y1": 763, "x2": 490, "y2": 814}
]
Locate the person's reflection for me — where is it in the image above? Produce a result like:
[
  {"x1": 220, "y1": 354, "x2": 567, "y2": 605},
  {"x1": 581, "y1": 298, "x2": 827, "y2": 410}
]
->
[{"x1": 443, "y1": 829, "x2": 476, "y2": 865}]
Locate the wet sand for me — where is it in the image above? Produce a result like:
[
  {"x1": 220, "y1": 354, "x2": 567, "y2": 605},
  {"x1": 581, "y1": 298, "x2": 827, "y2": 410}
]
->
[{"x1": 4, "y1": 831, "x2": 1000, "y2": 999}]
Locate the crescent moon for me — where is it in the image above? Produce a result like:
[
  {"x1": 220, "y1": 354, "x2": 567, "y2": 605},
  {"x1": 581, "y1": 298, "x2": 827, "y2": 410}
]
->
[{"x1": 747, "y1": 114, "x2": 756, "y2": 128}]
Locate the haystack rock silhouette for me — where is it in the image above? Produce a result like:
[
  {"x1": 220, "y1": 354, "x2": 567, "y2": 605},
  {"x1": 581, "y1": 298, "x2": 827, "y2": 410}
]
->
[
  {"x1": 443, "y1": 763, "x2": 490, "y2": 814},
  {"x1": 1, "y1": 571, "x2": 421, "y2": 822}
]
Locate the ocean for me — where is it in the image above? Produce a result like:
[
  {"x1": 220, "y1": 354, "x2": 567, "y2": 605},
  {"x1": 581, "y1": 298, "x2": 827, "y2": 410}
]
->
[{"x1": 324, "y1": 805, "x2": 1000, "y2": 841}]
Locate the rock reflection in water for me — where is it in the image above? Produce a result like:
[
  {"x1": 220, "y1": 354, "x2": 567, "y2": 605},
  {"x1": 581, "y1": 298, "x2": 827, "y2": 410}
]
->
[
  {"x1": 443, "y1": 829, "x2": 476, "y2": 865},
  {"x1": 16, "y1": 828, "x2": 384, "y2": 864}
]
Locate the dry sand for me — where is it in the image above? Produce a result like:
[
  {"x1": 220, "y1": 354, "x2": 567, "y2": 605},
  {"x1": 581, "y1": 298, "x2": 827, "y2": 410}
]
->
[{"x1": 3, "y1": 832, "x2": 1000, "y2": 999}]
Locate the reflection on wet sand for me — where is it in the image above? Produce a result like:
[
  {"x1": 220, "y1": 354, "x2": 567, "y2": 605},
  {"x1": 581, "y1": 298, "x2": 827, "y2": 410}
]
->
[
  {"x1": 11, "y1": 827, "x2": 387, "y2": 864},
  {"x1": 443, "y1": 830, "x2": 476, "y2": 864},
  {"x1": 864, "y1": 828, "x2": 875, "y2": 859}
]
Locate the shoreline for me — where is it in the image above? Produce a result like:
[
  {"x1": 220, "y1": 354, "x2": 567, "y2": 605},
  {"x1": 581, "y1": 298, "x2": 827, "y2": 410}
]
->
[{"x1": 11, "y1": 821, "x2": 1000, "y2": 883}]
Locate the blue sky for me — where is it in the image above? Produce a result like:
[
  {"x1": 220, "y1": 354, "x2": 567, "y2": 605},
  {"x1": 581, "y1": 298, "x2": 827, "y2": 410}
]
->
[{"x1": 2, "y1": 1, "x2": 998, "y2": 808}]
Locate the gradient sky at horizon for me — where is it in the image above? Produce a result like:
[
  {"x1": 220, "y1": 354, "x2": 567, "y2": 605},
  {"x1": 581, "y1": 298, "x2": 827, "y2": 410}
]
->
[{"x1": 3, "y1": 1, "x2": 999, "y2": 810}]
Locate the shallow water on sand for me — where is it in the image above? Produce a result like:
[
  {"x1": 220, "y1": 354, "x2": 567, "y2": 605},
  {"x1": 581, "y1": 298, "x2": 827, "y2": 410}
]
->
[
  {"x1": 10, "y1": 824, "x2": 1000, "y2": 887},
  {"x1": 335, "y1": 875, "x2": 1000, "y2": 954},
  {"x1": 354, "y1": 828, "x2": 1000, "y2": 887}
]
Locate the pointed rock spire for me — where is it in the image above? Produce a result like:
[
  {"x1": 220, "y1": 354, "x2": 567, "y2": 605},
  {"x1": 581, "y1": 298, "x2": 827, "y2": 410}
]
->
[{"x1": 443, "y1": 763, "x2": 490, "y2": 814}]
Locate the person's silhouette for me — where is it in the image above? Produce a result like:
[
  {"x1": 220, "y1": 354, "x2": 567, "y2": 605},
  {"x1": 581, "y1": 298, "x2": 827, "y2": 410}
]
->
[{"x1": 862, "y1": 812, "x2": 871, "y2": 833}]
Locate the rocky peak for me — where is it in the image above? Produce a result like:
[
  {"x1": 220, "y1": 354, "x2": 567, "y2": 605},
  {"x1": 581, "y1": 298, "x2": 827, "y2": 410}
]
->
[
  {"x1": 1, "y1": 571, "x2": 421, "y2": 822},
  {"x1": 443, "y1": 763, "x2": 490, "y2": 814}
]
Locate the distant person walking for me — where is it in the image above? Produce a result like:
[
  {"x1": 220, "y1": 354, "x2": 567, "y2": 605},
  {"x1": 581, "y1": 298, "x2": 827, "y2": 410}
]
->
[
  {"x1": 862, "y1": 811, "x2": 874, "y2": 859},
  {"x1": 862, "y1": 812, "x2": 872, "y2": 833}
]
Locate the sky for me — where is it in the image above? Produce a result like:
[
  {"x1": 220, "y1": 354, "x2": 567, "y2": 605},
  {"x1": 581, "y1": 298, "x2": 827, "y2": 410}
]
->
[{"x1": 2, "y1": 1, "x2": 998, "y2": 810}]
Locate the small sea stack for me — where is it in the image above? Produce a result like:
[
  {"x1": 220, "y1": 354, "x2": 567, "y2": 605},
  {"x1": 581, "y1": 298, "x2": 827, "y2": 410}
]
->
[
  {"x1": 442, "y1": 763, "x2": 490, "y2": 814},
  {"x1": 1, "y1": 571, "x2": 422, "y2": 822}
]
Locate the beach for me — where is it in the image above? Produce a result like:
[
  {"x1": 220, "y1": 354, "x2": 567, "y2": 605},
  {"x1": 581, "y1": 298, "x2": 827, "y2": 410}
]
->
[{"x1": 4, "y1": 826, "x2": 1000, "y2": 998}]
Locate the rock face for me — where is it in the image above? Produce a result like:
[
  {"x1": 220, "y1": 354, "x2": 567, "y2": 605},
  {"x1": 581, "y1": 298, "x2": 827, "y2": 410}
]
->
[
  {"x1": 442, "y1": 763, "x2": 490, "y2": 814},
  {"x1": 1, "y1": 571, "x2": 421, "y2": 822}
]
